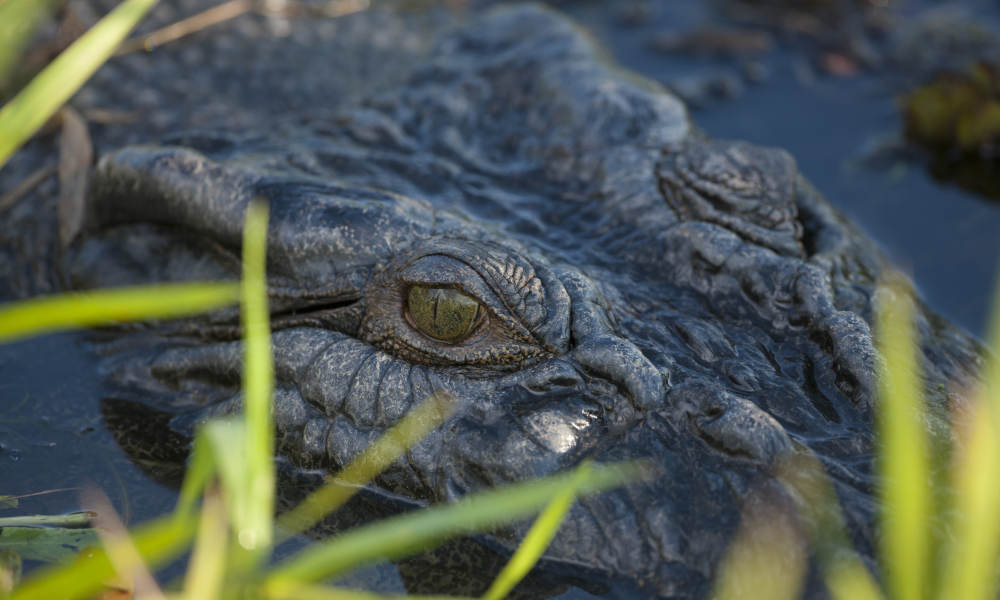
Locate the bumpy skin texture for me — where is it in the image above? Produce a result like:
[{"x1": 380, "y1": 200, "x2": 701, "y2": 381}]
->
[{"x1": 12, "y1": 4, "x2": 982, "y2": 598}]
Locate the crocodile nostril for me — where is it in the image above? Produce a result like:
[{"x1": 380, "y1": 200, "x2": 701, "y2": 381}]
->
[
  {"x1": 549, "y1": 375, "x2": 582, "y2": 388},
  {"x1": 704, "y1": 406, "x2": 724, "y2": 419},
  {"x1": 520, "y1": 361, "x2": 584, "y2": 394},
  {"x1": 570, "y1": 334, "x2": 664, "y2": 411}
]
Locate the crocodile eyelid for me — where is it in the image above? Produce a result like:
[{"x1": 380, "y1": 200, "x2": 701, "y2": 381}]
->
[{"x1": 359, "y1": 245, "x2": 550, "y2": 367}]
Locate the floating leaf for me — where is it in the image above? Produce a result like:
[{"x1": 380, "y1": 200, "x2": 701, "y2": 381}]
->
[
  {"x1": 0, "y1": 498, "x2": 17, "y2": 511},
  {"x1": 9, "y1": 513, "x2": 195, "y2": 600},
  {"x1": 0, "y1": 527, "x2": 98, "y2": 564}
]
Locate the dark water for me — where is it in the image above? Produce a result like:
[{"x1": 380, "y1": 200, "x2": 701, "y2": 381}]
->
[
  {"x1": 2, "y1": 0, "x2": 1000, "y2": 597},
  {"x1": 0, "y1": 333, "x2": 177, "y2": 546}
]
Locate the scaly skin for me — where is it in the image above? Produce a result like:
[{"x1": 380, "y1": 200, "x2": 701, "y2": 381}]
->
[{"x1": 3, "y1": 4, "x2": 982, "y2": 598}]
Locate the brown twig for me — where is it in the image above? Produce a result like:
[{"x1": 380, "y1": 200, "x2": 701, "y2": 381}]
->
[
  {"x1": 80, "y1": 107, "x2": 141, "y2": 125},
  {"x1": 115, "y1": 0, "x2": 372, "y2": 56},
  {"x1": 0, "y1": 164, "x2": 57, "y2": 215},
  {"x1": 115, "y1": 0, "x2": 254, "y2": 55}
]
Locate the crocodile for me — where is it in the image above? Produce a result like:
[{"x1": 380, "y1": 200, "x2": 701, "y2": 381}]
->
[{"x1": 2, "y1": 3, "x2": 984, "y2": 598}]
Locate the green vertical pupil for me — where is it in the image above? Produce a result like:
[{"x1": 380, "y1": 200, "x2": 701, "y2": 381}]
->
[{"x1": 407, "y1": 286, "x2": 482, "y2": 342}]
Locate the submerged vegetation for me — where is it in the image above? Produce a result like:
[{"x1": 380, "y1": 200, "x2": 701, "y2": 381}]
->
[
  {"x1": 902, "y1": 61, "x2": 1000, "y2": 199},
  {"x1": 903, "y1": 61, "x2": 1000, "y2": 157}
]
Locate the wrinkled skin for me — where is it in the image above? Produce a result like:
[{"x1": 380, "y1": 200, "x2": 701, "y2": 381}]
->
[{"x1": 28, "y1": 4, "x2": 982, "y2": 598}]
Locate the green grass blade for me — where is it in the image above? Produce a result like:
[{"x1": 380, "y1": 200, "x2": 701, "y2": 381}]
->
[
  {"x1": 0, "y1": 0, "x2": 62, "y2": 87},
  {"x1": 240, "y1": 200, "x2": 274, "y2": 554},
  {"x1": 264, "y1": 461, "x2": 649, "y2": 595},
  {"x1": 264, "y1": 586, "x2": 474, "y2": 600},
  {"x1": 0, "y1": 0, "x2": 158, "y2": 168},
  {"x1": 175, "y1": 433, "x2": 217, "y2": 519},
  {"x1": 0, "y1": 282, "x2": 239, "y2": 343},
  {"x1": 875, "y1": 277, "x2": 930, "y2": 600},
  {"x1": 481, "y1": 462, "x2": 592, "y2": 600},
  {"x1": 710, "y1": 500, "x2": 807, "y2": 600},
  {"x1": 182, "y1": 488, "x2": 228, "y2": 600},
  {"x1": 277, "y1": 392, "x2": 454, "y2": 537},
  {"x1": 9, "y1": 512, "x2": 196, "y2": 600},
  {"x1": 776, "y1": 453, "x2": 883, "y2": 600},
  {"x1": 936, "y1": 276, "x2": 1000, "y2": 600},
  {"x1": 824, "y1": 558, "x2": 884, "y2": 600}
]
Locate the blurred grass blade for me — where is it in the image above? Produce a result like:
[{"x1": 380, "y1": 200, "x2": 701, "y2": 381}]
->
[
  {"x1": 937, "y1": 400, "x2": 1000, "y2": 600},
  {"x1": 277, "y1": 392, "x2": 454, "y2": 537},
  {"x1": 0, "y1": 0, "x2": 62, "y2": 86},
  {"x1": 85, "y1": 488, "x2": 166, "y2": 600},
  {"x1": 182, "y1": 488, "x2": 228, "y2": 600},
  {"x1": 176, "y1": 433, "x2": 218, "y2": 519},
  {"x1": 776, "y1": 453, "x2": 882, "y2": 600},
  {"x1": 265, "y1": 461, "x2": 648, "y2": 595},
  {"x1": 936, "y1": 277, "x2": 1000, "y2": 600},
  {"x1": 0, "y1": 550, "x2": 20, "y2": 598},
  {"x1": 0, "y1": 282, "x2": 240, "y2": 343},
  {"x1": 0, "y1": 0, "x2": 158, "y2": 168},
  {"x1": 264, "y1": 586, "x2": 474, "y2": 600},
  {"x1": 240, "y1": 200, "x2": 274, "y2": 554},
  {"x1": 10, "y1": 512, "x2": 195, "y2": 600},
  {"x1": 200, "y1": 420, "x2": 251, "y2": 530},
  {"x1": 875, "y1": 276, "x2": 930, "y2": 600},
  {"x1": 824, "y1": 558, "x2": 884, "y2": 600},
  {"x1": 482, "y1": 462, "x2": 592, "y2": 600},
  {"x1": 711, "y1": 493, "x2": 807, "y2": 600}
]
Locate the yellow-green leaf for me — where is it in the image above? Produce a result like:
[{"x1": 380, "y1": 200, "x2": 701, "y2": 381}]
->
[
  {"x1": 265, "y1": 461, "x2": 649, "y2": 595},
  {"x1": 936, "y1": 275, "x2": 1000, "y2": 600},
  {"x1": 239, "y1": 200, "x2": 274, "y2": 554},
  {"x1": 482, "y1": 462, "x2": 592, "y2": 600},
  {"x1": 277, "y1": 392, "x2": 454, "y2": 538},
  {"x1": 0, "y1": 282, "x2": 239, "y2": 343},
  {"x1": 875, "y1": 276, "x2": 930, "y2": 600}
]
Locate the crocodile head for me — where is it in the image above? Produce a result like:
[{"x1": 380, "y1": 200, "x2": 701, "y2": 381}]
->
[{"x1": 63, "y1": 5, "x2": 975, "y2": 598}]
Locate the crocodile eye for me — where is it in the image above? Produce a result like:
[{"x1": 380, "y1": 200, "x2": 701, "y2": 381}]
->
[{"x1": 407, "y1": 285, "x2": 484, "y2": 342}]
